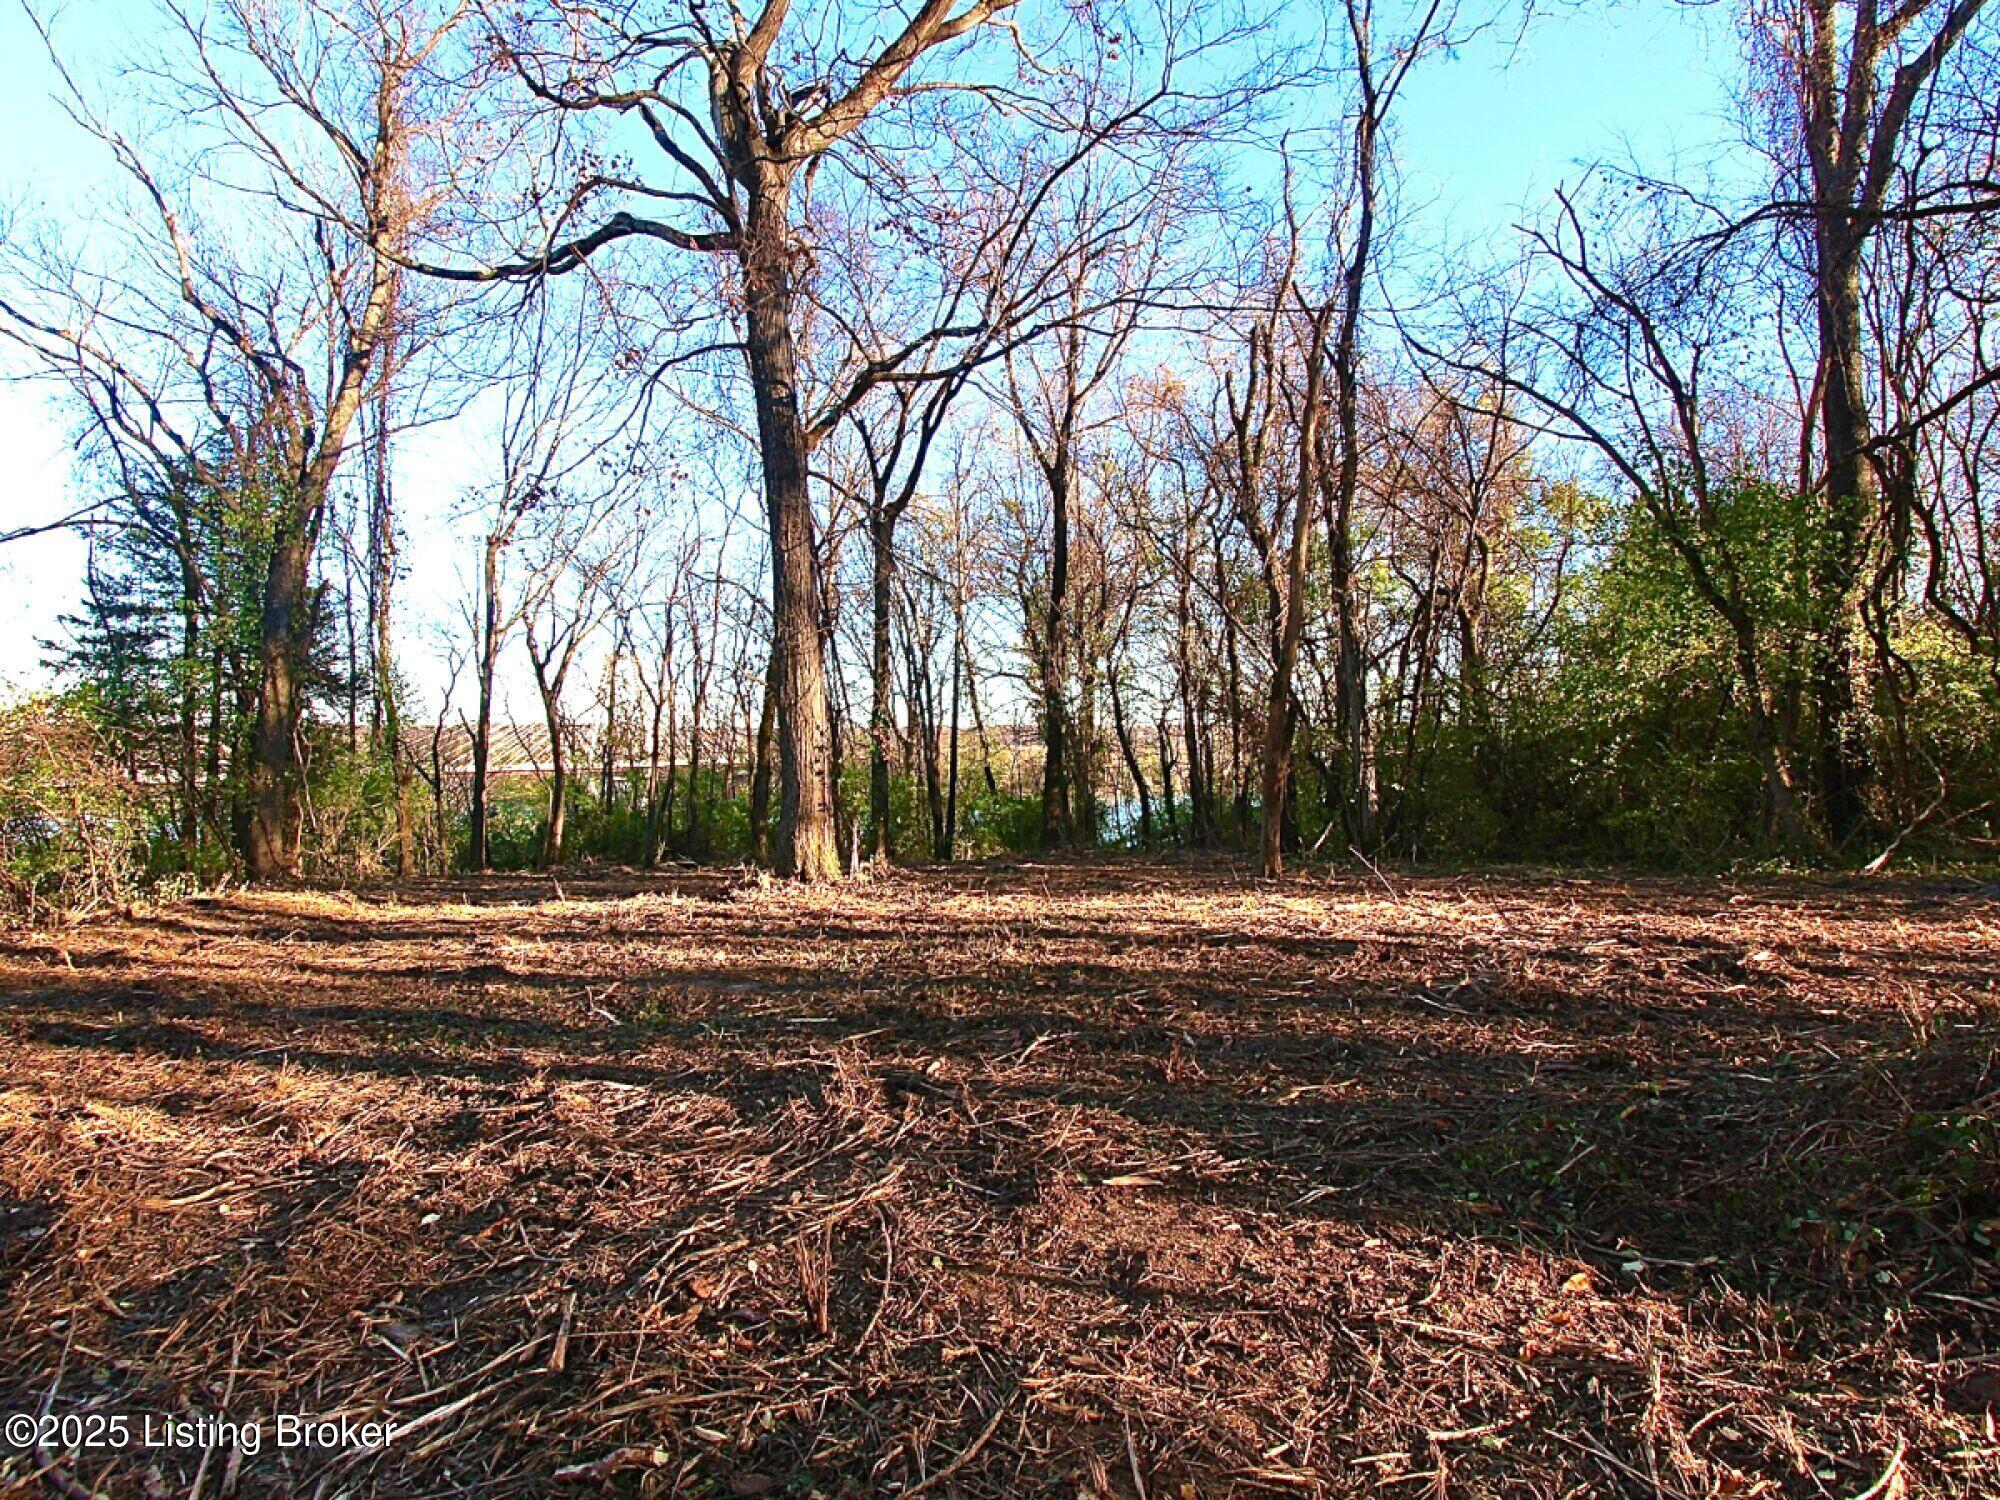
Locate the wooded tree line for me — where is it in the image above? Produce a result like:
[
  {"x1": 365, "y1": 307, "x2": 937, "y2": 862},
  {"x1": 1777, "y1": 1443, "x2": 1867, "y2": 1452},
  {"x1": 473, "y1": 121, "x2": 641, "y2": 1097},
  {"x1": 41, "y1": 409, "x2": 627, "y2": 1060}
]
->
[{"x1": 4, "y1": 0, "x2": 1999, "y2": 895}]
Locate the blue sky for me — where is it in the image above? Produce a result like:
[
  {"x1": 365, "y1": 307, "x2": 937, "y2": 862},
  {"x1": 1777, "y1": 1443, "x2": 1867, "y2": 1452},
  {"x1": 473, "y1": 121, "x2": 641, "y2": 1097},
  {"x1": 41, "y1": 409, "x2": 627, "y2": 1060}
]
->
[
  {"x1": 1394, "y1": 4, "x2": 1735, "y2": 228},
  {"x1": 0, "y1": 0, "x2": 1738, "y2": 705}
]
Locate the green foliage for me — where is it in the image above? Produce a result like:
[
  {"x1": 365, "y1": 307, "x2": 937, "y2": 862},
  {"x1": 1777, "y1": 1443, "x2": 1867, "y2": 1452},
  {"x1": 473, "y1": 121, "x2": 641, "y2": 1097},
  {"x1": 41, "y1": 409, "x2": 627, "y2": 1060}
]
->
[
  {"x1": 296, "y1": 736, "x2": 439, "y2": 883},
  {"x1": 0, "y1": 696, "x2": 156, "y2": 920},
  {"x1": 1515, "y1": 479, "x2": 1785, "y2": 860},
  {"x1": 697, "y1": 783, "x2": 755, "y2": 859},
  {"x1": 563, "y1": 785, "x2": 658, "y2": 866},
  {"x1": 40, "y1": 460, "x2": 363, "y2": 879},
  {"x1": 952, "y1": 785, "x2": 1042, "y2": 856},
  {"x1": 1877, "y1": 619, "x2": 2000, "y2": 851},
  {"x1": 22, "y1": 443, "x2": 1999, "y2": 883},
  {"x1": 465, "y1": 783, "x2": 550, "y2": 872},
  {"x1": 1373, "y1": 474, "x2": 1993, "y2": 868}
]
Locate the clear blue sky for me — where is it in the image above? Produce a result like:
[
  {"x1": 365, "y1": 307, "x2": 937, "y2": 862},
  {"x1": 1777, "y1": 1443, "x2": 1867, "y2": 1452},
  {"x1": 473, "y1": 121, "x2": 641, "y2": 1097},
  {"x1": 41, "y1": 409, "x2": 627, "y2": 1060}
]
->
[
  {"x1": 1395, "y1": 4, "x2": 1735, "y2": 228},
  {"x1": 0, "y1": 0, "x2": 1738, "y2": 703}
]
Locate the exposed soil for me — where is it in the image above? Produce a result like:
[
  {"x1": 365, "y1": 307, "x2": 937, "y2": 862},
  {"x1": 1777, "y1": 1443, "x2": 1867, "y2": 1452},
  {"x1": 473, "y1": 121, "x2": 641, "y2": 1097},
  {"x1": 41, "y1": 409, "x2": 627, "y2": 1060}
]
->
[{"x1": 0, "y1": 856, "x2": 1996, "y2": 1497}]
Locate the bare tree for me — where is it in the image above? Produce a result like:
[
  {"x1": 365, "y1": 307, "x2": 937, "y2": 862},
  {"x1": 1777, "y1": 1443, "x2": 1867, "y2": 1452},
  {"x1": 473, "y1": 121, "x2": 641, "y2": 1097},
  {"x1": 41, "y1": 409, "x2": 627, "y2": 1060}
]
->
[
  {"x1": 994, "y1": 160, "x2": 1181, "y2": 846},
  {"x1": 406, "y1": 0, "x2": 1070, "y2": 880},
  {"x1": 1433, "y1": 188, "x2": 1813, "y2": 842},
  {"x1": 1744, "y1": 0, "x2": 1991, "y2": 836},
  {"x1": 522, "y1": 525, "x2": 622, "y2": 865},
  {"x1": 462, "y1": 279, "x2": 640, "y2": 868},
  {"x1": 0, "y1": 0, "x2": 480, "y2": 877},
  {"x1": 362, "y1": 340, "x2": 419, "y2": 877}
]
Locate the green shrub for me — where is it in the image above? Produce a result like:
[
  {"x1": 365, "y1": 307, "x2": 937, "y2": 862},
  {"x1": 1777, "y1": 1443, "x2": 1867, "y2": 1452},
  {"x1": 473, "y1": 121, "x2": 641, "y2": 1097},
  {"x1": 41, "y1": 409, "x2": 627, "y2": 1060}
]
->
[{"x1": 0, "y1": 696, "x2": 154, "y2": 920}]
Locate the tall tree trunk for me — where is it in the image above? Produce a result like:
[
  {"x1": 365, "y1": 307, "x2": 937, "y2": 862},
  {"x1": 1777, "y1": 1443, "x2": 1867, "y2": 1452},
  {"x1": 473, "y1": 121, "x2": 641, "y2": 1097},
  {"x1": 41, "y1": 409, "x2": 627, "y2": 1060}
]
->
[
  {"x1": 530, "y1": 645, "x2": 574, "y2": 869},
  {"x1": 1811, "y1": 229, "x2": 1875, "y2": 842},
  {"x1": 1110, "y1": 673, "x2": 1154, "y2": 848},
  {"x1": 643, "y1": 691, "x2": 666, "y2": 867},
  {"x1": 942, "y1": 618, "x2": 961, "y2": 861},
  {"x1": 543, "y1": 717, "x2": 568, "y2": 866},
  {"x1": 1330, "y1": 85, "x2": 1380, "y2": 854},
  {"x1": 740, "y1": 174, "x2": 840, "y2": 880},
  {"x1": 370, "y1": 411, "x2": 415, "y2": 880},
  {"x1": 344, "y1": 543, "x2": 361, "y2": 750},
  {"x1": 1072, "y1": 635, "x2": 1100, "y2": 843},
  {"x1": 867, "y1": 510, "x2": 896, "y2": 864},
  {"x1": 244, "y1": 235, "x2": 397, "y2": 880},
  {"x1": 1038, "y1": 458, "x2": 1076, "y2": 848},
  {"x1": 903, "y1": 609, "x2": 946, "y2": 859},
  {"x1": 430, "y1": 708, "x2": 450, "y2": 867},
  {"x1": 601, "y1": 644, "x2": 620, "y2": 813},
  {"x1": 1260, "y1": 534, "x2": 1313, "y2": 875},
  {"x1": 246, "y1": 509, "x2": 317, "y2": 881},
  {"x1": 1262, "y1": 307, "x2": 1328, "y2": 877},
  {"x1": 1179, "y1": 652, "x2": 1212, "y2": 847},
  {"x1": 175, "y1": 540, "x2": 202, "y2": 858},
  {"x1": 748, "y1": 645, "x2": 779, "y2": 864},
  {"x1": 376, "y1": 608, "x2": 416, "y2": 879},
  {"x1": 685, "y1": 676, "x2": 705, "y2": 853},
  {"x1": 1220, "y1": 597, "x2": 1249, "y2": 841},
  {"x1": 203, "y1": 636, "x2": 225, "y2": 843},
  {"x1": 469, "y1": 532, "x2": 502, "y2": 872},
  {"x1": 1785, "y1": 0, "x2": 1989, "y2": 844},
  {"x1": 657, "y1": 689, "x2": 681, "y2": 862},
  {"x1": 1729, "y1": 622, "x2": 1809, "y2": 848},
  {"x1": 1330, "y1": 545, "x2": 1377, "y2": 850}
]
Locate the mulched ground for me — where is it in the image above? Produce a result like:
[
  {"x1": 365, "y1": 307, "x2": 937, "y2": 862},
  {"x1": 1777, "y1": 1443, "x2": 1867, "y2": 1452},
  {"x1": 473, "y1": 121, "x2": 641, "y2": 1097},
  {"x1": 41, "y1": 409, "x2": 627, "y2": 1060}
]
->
[{"x1": 0, "y1": 855, "x2": 1996, "y2": 1498}]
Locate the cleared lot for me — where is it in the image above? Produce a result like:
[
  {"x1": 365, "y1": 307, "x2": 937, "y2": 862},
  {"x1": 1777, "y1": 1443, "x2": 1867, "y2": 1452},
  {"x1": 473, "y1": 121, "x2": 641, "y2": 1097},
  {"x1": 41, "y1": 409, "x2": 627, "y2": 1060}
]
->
[{"x1": 1, "y1": 859, "x2": 1995, "y2": 1496}]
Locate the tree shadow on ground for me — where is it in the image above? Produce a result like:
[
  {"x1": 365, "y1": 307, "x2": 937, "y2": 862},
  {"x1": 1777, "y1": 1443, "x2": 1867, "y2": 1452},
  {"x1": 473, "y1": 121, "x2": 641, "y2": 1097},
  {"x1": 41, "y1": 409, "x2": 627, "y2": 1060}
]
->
[{"x1": 0, "y1": 857, "x2": 1994, "y2": 1498}]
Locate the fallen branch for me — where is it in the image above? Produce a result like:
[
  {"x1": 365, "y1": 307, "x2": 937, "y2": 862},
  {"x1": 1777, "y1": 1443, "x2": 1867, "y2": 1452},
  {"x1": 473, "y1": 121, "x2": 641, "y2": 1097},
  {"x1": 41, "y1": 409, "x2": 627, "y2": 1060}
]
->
[
  {"x1": 900, "y1": 1391, "x2": 1015, "y2": 1497},
  {"x1": 553, "y1": 1445, "x2": 672, "y2": 1484}
]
